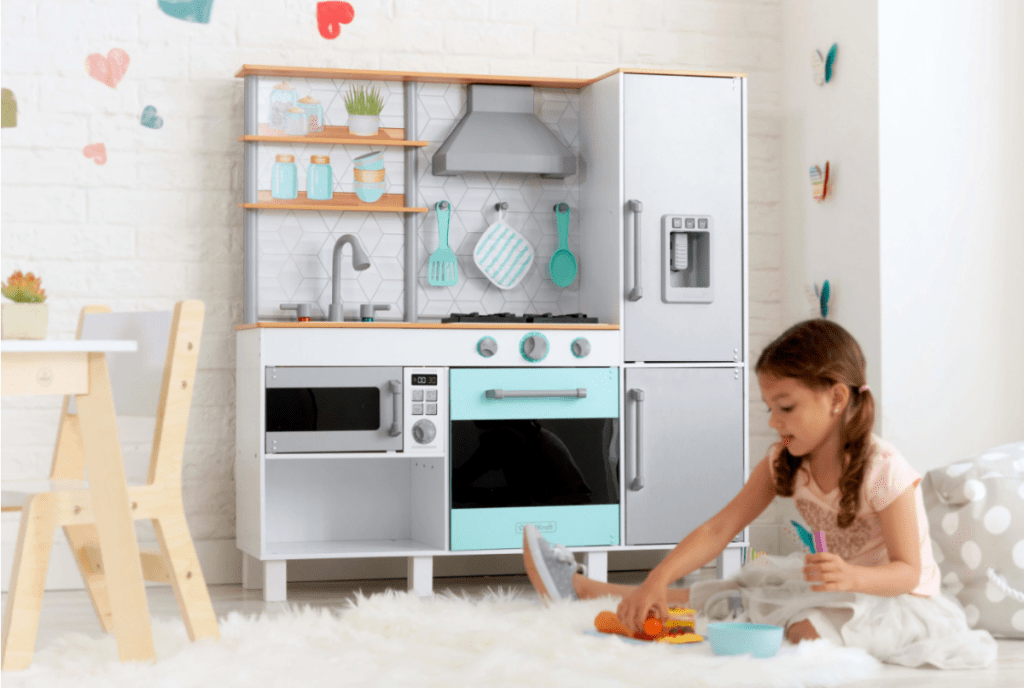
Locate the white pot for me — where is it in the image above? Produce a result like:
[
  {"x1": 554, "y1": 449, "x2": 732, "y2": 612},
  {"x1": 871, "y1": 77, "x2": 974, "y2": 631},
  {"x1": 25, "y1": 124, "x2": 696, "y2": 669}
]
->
[
  {"x1": 347, "y1": 114, "x2": 380, "y2": 137},
  {"x1": 1, "y1": 302, "x2": 48, "y2": 339}
]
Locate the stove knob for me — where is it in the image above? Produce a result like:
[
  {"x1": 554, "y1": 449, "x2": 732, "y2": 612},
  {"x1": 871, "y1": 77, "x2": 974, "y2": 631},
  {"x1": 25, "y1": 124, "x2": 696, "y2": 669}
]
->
[
  {"x1": 571, "y1": 337, "x2": 591, "y2": 358},
  {"x1": 477, "y1": 336, "x2": 498, "y2": 358},
  {"x1": 412, "y1": 419, "x2": 436, "y2": 444},
  {"x1": 520, "y1": 333, "x2": 549, "y2": 362}
]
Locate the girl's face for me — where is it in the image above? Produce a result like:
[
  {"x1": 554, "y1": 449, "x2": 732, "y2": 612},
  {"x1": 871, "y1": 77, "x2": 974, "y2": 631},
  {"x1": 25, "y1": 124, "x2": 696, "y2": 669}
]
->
[{"x1": 758, "y1": 373, "x2": 846, "y2": 464}]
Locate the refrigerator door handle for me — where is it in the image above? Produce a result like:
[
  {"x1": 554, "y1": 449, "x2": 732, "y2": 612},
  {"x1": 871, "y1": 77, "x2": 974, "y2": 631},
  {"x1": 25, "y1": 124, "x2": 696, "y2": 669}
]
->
[
  {"x1": 387, "y1": 379, "x2": 402, "y2": 437},
  {"x1": 628, "y1": 388, "x2": 645, "y2": 490},
  {"x1": 627, "y1": 200, "x2": 643, "y2": 301}
]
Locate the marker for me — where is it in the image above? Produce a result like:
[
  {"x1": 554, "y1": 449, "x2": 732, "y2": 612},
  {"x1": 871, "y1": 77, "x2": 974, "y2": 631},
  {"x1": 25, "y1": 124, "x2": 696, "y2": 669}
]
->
[{"x1": 813, "y1": 531, "x2": 827, "y2": 553}]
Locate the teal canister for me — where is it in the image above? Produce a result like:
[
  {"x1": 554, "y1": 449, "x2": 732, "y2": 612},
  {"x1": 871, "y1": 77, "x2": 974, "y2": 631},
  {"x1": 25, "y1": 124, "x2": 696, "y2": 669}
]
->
[
  {"x1": 269, "y1": 82, "x2": 298, "y2": 131},
  {"x1": 298, "y1": 95, "x2": 324, "y2": 133},
  {"x1": 271, "y1": 154, "x2": 298, "y2": 200},
  {"x1": 307, "y1": 155, "x2": 333, "y2": 201}
]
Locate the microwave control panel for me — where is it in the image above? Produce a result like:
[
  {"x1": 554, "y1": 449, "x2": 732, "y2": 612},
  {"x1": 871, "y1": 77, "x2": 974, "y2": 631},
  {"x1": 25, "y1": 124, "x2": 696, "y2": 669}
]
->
[{"x1": 404, "y1": 367, "x2": 447, "y2": 455}]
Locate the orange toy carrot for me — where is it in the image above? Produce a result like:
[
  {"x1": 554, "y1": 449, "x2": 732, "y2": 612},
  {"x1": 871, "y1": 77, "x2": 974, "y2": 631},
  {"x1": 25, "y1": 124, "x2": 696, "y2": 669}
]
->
[{"x1": 593, "y1": 608, "x2": 703, "y2": 644}]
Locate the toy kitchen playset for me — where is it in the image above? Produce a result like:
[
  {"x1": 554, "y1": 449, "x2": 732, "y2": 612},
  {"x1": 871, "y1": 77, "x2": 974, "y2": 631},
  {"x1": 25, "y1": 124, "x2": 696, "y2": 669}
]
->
[{"x1": 234, "y1": 65, "x2": 749, "y2": 601}]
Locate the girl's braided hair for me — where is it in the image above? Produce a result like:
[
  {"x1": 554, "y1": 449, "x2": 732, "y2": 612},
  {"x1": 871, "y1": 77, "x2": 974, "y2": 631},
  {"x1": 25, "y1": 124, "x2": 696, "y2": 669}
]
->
[{"x1": 756, "y1": 319, "x2": 875, "y2": 529}]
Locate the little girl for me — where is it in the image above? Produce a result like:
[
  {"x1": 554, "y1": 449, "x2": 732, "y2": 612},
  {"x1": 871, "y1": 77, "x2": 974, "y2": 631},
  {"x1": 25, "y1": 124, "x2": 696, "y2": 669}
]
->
[{"x1": 523, "y1": 319, "x2": 997, "y2": 669}]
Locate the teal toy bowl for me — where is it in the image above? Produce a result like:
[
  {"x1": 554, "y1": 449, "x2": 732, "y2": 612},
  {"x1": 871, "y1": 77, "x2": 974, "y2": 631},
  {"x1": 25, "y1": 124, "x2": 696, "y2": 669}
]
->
[
  {"x1": 353, "y1": 151, "x2": 384, "y2": 170},
  {"x1": 708, "y1": 622, "x2": 784, "y2": 658},
  {"x1": 354, "y1": 181, "x2": 385, "y2": 203}
]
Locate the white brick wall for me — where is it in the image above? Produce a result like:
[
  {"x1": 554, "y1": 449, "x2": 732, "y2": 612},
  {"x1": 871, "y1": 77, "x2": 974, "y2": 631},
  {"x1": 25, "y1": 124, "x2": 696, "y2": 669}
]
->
[{"x1": 1, "y1": 0, "x2": 785, "y2": 587}]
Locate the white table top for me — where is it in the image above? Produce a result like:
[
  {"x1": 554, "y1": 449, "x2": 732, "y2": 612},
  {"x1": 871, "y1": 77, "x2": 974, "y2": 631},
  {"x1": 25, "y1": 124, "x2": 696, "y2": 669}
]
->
[{"x1": 0, "y1": 340, "x2": 138, "y2": 353}]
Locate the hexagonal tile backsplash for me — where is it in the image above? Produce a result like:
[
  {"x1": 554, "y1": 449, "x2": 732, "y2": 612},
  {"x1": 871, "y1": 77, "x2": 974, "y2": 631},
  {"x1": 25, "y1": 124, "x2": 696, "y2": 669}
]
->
[{"x1": 254, "y1": 79, "x2": 582, "y2": 321}]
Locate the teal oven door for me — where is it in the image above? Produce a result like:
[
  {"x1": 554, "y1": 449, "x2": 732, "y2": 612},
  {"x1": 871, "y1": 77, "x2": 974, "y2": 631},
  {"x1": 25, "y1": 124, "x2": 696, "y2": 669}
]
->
[{"x1": 449, "y1": 367, "x2": 620, "y2": 551}]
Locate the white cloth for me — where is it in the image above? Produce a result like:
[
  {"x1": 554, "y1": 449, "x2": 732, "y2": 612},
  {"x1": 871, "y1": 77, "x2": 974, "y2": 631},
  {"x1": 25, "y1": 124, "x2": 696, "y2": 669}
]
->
[{"x1": 688, "y1": 553, "x2": 997, "y2": 669}]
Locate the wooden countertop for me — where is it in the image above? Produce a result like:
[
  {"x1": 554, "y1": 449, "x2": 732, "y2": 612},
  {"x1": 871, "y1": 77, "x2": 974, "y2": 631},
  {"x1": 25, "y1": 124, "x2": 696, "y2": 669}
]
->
[
  {"x1": 234, "y1": 66, "x2": 745, "y2": 86},
  {"x1": 236, "y1": 321, "x2": 619, "y2": 331}
]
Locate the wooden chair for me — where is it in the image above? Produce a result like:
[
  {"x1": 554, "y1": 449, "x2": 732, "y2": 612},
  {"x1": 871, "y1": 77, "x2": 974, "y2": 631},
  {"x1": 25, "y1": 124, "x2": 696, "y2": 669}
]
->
[{"x1": 1, "y1": 300, "x2": 218, "y2": 670}]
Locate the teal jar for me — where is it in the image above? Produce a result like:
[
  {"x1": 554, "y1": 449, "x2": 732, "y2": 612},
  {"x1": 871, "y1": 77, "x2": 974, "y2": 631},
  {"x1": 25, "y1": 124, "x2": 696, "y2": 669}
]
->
[
  {"x1": 307, "y1": 155, "x2": 333, "y2": 201},
  {"x1": 298, "y1": 95, "x2": 324, "y2": 133},
  {"x1": 271, "y1": 154, "x2": 298, "y2": 200},
  {"x1": 269, "y1": 82, "x2": 297, "y2": 131}
]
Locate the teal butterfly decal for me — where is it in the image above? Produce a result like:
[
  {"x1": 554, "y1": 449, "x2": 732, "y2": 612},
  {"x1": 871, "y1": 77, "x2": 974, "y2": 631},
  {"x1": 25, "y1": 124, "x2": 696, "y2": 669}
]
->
[
  {"x1": 811, "y1": 43, "x2": 838, "y2": 85},
  {"x1": 815, "y1": 280, "x2": 830, "y2": 318}
]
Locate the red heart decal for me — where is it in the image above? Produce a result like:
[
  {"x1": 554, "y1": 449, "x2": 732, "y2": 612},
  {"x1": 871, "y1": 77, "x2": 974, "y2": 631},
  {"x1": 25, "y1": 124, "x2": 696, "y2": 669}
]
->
[
  {"x1": 317, "y1": 2, "x2": 354, "y2": 40},
  {"x1": 85, "y1": 48, "x2": 130, "y2": 89},
  {"x1": 83, "y1": 143, "x2": 107, "y2": 165}
]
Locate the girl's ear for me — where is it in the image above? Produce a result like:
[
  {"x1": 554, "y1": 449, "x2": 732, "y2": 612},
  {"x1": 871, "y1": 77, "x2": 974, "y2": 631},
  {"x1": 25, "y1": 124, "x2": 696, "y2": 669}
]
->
[{"x1": 831, "y1": 383, "x2": 851, "y2": 412}]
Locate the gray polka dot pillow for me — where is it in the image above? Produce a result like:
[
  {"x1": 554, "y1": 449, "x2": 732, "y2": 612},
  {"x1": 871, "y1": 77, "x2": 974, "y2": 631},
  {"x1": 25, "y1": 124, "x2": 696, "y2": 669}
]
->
[{"x1": 921, "y1": 440, "x2": 1024, "y2": 638}]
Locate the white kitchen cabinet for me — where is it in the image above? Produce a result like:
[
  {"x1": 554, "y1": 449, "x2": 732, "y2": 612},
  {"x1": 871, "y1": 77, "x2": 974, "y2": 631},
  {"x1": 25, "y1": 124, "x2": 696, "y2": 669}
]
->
[{"x1": 235, "y1": 66, "x2": 748, "y2": 600}]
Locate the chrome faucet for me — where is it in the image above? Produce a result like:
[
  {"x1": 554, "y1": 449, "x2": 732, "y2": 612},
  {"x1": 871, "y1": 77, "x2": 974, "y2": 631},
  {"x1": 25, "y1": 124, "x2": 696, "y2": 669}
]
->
[{"x1": 328, "y1": 234, "x2": 371, "y2": 322}]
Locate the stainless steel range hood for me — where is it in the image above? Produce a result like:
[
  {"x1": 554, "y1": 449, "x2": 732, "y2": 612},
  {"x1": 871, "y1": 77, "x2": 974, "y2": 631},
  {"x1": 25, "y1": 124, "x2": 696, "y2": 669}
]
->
[{"x1": 432, "y1": 85, "x2": 577, "y2": 179}]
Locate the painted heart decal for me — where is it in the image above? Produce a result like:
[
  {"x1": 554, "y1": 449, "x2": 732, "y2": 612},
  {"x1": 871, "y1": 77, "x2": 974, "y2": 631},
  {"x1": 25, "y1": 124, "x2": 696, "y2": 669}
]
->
[
  {"x1": 85, "y1": 48, "x2": 130, "y2": 89},
  {"x1": 317, "y1": 1, "x2": 355, "y2": 40},
  {"x1": 811, "y1": 43, "x2": 838, "y2": 86},
  {"x1": 158, "y1": 0, "x2": 214, "y2": 24},
  {"x1": 83, "y1": 143, "x2": 107, "y2": 165},
  {"x1": 141, "y1": 105, "x2": 164, "y2": 129}
]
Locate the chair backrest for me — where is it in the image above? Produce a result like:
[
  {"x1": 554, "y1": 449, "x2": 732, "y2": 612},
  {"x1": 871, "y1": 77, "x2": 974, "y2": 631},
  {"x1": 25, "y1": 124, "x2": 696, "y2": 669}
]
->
[{"x1": 57, "y1": 301, "x2": 205, "y2": 487}]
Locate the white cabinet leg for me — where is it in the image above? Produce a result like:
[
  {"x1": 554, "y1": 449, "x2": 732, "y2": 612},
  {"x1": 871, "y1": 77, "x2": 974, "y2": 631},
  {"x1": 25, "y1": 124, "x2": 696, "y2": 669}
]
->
[
  {"x1": 242, "y1": 553, "x2": 263, "y2": 590},
  {"x1": 264, "y1": 560, "x2": 287, "y2": 602},
  {"x1": 408, "y1": 556, "x2": 433, "y2": 597},
  {"x1": 584, "y1": 550, "x2": 608, "y2": 583},
  {"x1": 716, "y1": 548, "x2": 743, "y2": 581}
]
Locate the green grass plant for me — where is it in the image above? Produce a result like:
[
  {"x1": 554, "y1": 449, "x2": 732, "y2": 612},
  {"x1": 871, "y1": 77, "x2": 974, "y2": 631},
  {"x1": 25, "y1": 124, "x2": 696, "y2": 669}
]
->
[{"x1": 343, "y1": 85, "x2": 384, "y2": 116}]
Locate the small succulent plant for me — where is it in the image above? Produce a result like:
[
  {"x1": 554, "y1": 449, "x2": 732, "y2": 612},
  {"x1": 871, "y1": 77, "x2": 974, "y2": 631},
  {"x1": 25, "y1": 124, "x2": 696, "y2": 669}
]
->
[
  {"x1": 343, "y1": 85, "x2": 384, "y2": 116},
  {"x1": 2, "y1": 270, "x2": 47, "y2": 303}
]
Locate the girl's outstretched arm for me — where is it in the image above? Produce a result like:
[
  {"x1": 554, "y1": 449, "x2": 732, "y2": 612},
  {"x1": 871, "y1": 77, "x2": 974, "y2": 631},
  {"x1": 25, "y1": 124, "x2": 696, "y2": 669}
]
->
[
  {"x1": 804, "y1": 483, "x2": 922, "y2": 596},
  {"x1": 616, "y1": 453, "x2": 777, "y2": 632}
]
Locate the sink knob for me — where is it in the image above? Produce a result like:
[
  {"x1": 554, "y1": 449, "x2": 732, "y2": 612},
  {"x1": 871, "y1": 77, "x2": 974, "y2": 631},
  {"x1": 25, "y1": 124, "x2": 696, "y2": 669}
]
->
[
  {"x1": 360, "y1": 303, "x2": 391, "y2": 322},
  {"x1": 571, "y1": 337, "x2": 591, "y2": 358},
  {"x1": 280, "y1": 303, "x2": 315, "y2": 322},
  {"x1": 477, "y1": 337, "x2": 498, "y2": 357},
  {"x1": 412, "y1": 419, "x2": 436, "y2": 444},
  {"x1": 520, "y1": 333, "x2": 549, "y2": 362}
]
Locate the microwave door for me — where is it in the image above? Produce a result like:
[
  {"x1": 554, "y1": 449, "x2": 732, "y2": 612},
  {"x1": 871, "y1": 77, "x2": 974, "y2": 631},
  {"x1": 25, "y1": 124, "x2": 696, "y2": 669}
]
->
[{"x1": 265, "y1": 366, "x2": 402, "y2": 453}]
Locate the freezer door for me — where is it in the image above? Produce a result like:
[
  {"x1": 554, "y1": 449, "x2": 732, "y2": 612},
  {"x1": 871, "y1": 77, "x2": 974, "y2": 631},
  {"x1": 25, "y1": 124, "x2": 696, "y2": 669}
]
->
[
  {"x1": 623, "y1": 74, "x2": 743, "y2": 362},
  {"x1": 624, "y1": 367, "x2": 744, "y2": 546}
]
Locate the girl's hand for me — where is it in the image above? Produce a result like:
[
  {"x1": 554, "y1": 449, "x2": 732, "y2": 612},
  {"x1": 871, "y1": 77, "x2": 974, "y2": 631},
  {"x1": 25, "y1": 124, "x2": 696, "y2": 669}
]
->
[
  {"x1": 803, "y1": 552, "x2": 859, "y2": 593},
  {"x1": 616, "y1": 579, "x2": 669, "y2": 633}
]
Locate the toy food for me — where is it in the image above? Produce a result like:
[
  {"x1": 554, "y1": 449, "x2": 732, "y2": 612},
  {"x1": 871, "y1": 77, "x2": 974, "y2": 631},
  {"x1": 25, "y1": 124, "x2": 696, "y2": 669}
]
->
[{"x1": 594, "y1": 607, "x2": 704, "y2": 644}]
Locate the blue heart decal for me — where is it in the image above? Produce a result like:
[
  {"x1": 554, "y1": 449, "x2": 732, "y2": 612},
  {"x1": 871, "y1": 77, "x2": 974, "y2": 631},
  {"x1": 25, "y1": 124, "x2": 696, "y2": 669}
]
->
[
  {"x1": 141, "y1": 105, "x2": 164, "y2": 129},
  {"x1": 158, "y1": 0, "x2": 214, "y2": 24}
]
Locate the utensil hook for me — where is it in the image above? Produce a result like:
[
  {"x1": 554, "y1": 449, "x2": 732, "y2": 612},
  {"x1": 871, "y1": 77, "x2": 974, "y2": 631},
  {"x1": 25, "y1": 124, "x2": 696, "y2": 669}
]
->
[{"x1": 494, "y1": 201, "x2": 508, "y2": 221}]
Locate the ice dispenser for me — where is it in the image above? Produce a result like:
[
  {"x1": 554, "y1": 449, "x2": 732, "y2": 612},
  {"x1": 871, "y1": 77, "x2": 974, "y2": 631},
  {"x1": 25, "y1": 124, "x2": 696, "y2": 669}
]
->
[{"x1": 662, "y1": 215, "x2": 713, "y2": 303}]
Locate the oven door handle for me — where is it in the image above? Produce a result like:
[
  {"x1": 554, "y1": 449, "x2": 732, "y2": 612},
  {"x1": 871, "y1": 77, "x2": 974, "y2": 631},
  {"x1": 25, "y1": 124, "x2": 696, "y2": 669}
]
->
[
  {"x1": 387, "y1": 379, "x2": 402, "y2": 437},
  {"x1": 628, "y1": 388, "x2": 645, "y2": 491},
  {"x1": 485, "y1": 388, "x2": 587, "y2": 399}
]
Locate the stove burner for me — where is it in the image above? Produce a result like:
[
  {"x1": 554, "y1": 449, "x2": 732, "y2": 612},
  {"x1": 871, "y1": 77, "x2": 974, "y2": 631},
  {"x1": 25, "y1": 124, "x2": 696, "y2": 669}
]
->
[{"x1": 442, "y1": 312, "x2": 599, "y2": 324}]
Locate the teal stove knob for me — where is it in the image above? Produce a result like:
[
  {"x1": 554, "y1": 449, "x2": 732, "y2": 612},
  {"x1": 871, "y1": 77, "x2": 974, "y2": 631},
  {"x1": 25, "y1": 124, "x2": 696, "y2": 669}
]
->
[
  {"x1": 477, "y1": 337, "x2": 498, "y2": 357},
  {"x1": 520, "y1": 333, "x2": 549, "y2": 362},
  {"x1": 571, "y1": 337, "x2": 591, "y2": 358}
]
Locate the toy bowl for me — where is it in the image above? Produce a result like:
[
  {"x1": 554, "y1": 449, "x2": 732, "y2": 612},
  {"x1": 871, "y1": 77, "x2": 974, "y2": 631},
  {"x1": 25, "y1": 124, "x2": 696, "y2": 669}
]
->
[
  {"x1": 353, "y1": 151, "x2": 384, "y2": 170},
  {"x1": 354, "y1": 181, "x2": 385, "y2": 203},
  {"x1": 707, "y1": 622, "x2": 784, "y2": 658}
]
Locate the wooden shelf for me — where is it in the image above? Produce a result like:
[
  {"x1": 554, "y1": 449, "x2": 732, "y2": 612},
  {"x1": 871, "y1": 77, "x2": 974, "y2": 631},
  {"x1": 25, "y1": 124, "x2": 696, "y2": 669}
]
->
[
  {"x1": 240, "y1": 124, "x2": 427, "y2": 147},
  {"x1": 236, "y1": 321, "x2": 619, "y2": 330},
  {"x1": 241, "y1": 190, "x2": 427, "y2": 213},
  {"x1": 234, "y1": 65, "x2": 746, "y2": 86}
]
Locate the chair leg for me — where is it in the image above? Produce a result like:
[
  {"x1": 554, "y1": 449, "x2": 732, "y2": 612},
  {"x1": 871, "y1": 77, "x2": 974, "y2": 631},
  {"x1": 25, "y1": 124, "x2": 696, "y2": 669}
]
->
[
  {"x1": 63, "y1": 524, "x2": 114, "y2": 633},
  {"x1": 151, "y1": 512, "x2": 219, "y2": 641},
  {"x1": 1, "y1": 495, "x2": 57, "y2": 671}
]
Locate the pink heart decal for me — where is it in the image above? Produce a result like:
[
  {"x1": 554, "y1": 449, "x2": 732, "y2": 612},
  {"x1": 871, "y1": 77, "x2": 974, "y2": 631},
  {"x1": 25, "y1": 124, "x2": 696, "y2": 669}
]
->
[
  {"x1": 85, "y1": 48, "x2": 130, "y2": 89},
  {"x1": 83, "y1": 143, "x2": 107, "y2": 165}
]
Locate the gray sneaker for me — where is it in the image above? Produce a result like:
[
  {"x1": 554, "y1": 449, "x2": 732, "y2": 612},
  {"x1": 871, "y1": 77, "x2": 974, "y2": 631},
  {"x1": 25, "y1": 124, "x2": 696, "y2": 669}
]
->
[{"x1": 522, "y1": 524, "x2": 587, "y2": 602}]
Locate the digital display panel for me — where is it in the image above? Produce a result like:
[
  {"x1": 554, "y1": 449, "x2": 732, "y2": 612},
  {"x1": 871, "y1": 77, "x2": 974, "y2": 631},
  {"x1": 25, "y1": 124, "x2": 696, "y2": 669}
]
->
[{"x1": 411, "y1": 374, "x2": 438, "y2": 386}]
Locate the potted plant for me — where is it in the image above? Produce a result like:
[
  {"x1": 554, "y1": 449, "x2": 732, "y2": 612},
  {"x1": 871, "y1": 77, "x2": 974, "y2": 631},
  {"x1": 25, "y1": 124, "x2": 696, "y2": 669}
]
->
[
  {"x1": 1, "y1": 270, "x2": 48, "y2": 339},
  {"x1": 343, "y1": 84, "x2": 384, "y2": 136}
]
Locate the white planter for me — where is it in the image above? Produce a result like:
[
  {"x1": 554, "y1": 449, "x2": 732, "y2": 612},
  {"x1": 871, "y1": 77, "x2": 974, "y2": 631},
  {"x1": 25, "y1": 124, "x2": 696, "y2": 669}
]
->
[
  {"x1": 347, "y1": 114, "x2": 380, "y2": 137},
  {"x1": 1, "y1": 302, "x2": 48, "y2": 339}
]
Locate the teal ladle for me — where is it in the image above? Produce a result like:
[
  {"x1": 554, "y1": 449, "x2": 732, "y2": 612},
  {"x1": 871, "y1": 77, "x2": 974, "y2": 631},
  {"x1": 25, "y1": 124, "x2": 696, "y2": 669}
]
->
[{"x1": 550, "y1": 203, "x2": 577, "y2": 287}]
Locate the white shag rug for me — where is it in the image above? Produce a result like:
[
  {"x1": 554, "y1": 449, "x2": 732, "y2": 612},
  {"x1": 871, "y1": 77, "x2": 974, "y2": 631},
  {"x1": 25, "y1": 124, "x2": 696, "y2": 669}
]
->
[{"x1": 2, "y1": 588, "x2": 882, "y2": 688}]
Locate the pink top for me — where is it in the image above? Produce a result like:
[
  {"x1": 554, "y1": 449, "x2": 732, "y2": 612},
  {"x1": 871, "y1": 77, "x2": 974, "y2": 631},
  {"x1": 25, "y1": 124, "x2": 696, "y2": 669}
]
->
[{"x1": 767, "y1": 434, "x2": 941, "y2": 597}]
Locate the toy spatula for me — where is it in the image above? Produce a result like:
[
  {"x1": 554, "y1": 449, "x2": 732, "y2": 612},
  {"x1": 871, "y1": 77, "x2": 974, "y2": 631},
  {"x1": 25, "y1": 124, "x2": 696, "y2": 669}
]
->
[{"x1": 428, "y1": 200, "x2": 458, "y2": 286}]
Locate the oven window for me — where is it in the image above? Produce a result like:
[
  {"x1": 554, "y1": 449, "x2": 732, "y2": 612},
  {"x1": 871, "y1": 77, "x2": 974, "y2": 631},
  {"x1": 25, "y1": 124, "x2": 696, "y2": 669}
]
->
[
  {"x1": 451, "y1": 418, "x2": 619, "y2": 509},
  {"x1": 266, "y1": 387, "x2": 380, "y2": 432}
]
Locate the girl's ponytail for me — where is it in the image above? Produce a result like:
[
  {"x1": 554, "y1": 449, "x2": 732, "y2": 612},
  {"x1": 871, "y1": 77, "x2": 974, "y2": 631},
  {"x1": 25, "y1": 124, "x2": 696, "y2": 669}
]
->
[{"x1": 837, "y1": 386, "x2": 874, "y2": 528}]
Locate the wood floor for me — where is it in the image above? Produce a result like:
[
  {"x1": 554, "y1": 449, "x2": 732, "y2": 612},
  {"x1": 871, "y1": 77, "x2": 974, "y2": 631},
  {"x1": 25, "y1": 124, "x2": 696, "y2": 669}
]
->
[{"x1": 3, "y1": 572, "x2": 1022, "y2": 686}]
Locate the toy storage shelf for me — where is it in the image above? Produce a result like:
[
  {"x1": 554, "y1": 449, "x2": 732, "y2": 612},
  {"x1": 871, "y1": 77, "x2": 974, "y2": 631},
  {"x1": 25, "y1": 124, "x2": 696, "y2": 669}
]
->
[
  {"x1": 266, "y1": 540, "x2": 445, "y2": 559},
  {"x1": 240, "y1": 124, "x2": 428, "y2": 147},
  {"x1": 242, "y1": 190, "x2": 428, "y2": 213}
]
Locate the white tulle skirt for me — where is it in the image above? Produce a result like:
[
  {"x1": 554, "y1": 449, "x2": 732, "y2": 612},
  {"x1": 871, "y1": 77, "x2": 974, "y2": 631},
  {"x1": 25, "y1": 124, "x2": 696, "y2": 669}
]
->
[{"x1": 688, "y1": 552, "x2": 997, "y2": 669}]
